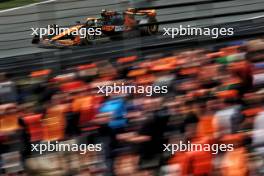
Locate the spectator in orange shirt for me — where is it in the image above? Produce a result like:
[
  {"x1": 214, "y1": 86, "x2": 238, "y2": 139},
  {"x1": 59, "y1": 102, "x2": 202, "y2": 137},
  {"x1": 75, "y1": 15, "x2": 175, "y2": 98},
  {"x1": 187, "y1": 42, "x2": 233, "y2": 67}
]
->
[
  {"x1": 220, "y1": 134, "x2": 249, "y2": 176},
  {"x1": 196, "y1": 100, "x2": 217, "y2": 139}
]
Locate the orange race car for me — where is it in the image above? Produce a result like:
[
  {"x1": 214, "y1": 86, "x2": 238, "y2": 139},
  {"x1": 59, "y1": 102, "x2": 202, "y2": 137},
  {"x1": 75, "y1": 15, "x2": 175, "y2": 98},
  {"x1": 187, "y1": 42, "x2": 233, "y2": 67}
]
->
[{"x1": 32, "y1": 8, "x2": 159, "y2": 48}]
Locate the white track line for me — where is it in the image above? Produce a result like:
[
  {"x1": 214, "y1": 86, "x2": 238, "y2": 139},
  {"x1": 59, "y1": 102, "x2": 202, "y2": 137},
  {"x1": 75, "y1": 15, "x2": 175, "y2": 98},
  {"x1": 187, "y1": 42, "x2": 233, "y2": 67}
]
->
[
  {"x1": 246, "y1": 15, "x2": 264, "y2": 20},
  {"x1": 0, "y1": 0, "x2": 57, "y2": 13}
]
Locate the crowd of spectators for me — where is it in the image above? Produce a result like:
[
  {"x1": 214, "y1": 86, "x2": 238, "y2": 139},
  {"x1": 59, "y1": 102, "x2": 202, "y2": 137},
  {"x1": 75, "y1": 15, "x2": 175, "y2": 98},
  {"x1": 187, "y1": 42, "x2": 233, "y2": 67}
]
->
[{"x1": 0, "y1": 38, "x2": 264, "y2": 176}]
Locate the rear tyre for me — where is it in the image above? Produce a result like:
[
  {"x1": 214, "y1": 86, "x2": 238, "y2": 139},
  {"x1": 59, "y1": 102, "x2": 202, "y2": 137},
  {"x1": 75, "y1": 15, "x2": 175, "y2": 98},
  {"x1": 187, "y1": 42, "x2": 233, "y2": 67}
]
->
[{"x1": 140, "y1": 18, "x2": 159, "y2": 35}]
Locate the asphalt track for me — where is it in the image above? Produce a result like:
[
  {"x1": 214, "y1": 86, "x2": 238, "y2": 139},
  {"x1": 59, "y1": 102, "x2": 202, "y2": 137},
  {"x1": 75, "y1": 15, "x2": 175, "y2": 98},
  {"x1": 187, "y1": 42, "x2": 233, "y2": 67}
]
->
[{"x1": 0, "y1": 0, "x2": 264, "y2": 58}]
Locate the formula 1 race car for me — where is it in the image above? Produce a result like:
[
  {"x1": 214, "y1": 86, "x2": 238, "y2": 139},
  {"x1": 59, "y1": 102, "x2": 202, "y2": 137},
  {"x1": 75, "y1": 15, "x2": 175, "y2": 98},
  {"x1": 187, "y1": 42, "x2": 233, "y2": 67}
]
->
[{"x1": 32, "y1": 8, "x2": 159, "y2": 48}]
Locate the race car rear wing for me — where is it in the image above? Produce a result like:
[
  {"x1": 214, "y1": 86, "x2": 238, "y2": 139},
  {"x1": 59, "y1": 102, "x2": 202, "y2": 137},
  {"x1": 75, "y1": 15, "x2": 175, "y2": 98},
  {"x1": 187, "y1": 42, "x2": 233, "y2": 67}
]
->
[{"x1": 124, "y1": 9, "x2": 156, "y2": 17}]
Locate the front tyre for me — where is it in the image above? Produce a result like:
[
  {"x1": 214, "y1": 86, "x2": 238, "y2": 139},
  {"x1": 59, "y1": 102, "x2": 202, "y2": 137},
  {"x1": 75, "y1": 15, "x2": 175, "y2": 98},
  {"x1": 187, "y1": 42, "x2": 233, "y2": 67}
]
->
[
  {"x1": 81, "y1": 33, "x2": 99, "y2": 45},
  {"x1": 147, "y1": 20, "x2": 159, "y2": 35},
  {"x1": 32, "y1": 35, "x2": 40, "y2": 44}
]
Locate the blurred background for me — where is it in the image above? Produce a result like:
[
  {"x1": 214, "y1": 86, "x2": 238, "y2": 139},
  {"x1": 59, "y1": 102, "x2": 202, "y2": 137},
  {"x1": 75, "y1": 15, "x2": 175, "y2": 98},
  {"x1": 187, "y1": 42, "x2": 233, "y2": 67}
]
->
[{"x1": 0, "y1": 0, "x2": 264, "y2": 175}]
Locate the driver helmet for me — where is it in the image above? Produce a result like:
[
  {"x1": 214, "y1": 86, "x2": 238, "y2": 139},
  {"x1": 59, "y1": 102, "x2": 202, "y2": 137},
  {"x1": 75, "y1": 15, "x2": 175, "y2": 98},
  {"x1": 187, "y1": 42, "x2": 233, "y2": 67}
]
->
[{"x1": 101, "y1": 9, "x2": 107, "y2": 18}]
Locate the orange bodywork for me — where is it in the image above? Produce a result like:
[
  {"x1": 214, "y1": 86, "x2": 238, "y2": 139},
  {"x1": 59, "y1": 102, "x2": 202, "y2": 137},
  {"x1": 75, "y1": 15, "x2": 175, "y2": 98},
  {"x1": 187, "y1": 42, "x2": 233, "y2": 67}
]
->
[
  {"x1": 102, "y1": 25, "x2": 115, "y2": 32},
  {"x1": 124, "y1": 14, "x2": 137, "y2": 28},
  {"x1": 51, "y1": 25, "x2": 83, "y2": 40}
]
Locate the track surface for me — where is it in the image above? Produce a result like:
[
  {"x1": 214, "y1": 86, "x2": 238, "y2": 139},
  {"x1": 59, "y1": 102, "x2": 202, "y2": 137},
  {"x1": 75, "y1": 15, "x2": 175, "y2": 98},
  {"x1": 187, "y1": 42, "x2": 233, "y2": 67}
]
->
[
  {"x1": 0, "y1": 0, "x2": 264, "y2": 58},
  {"x1": 0, "y1": 15, "x2": 263, "y2": 78}
]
